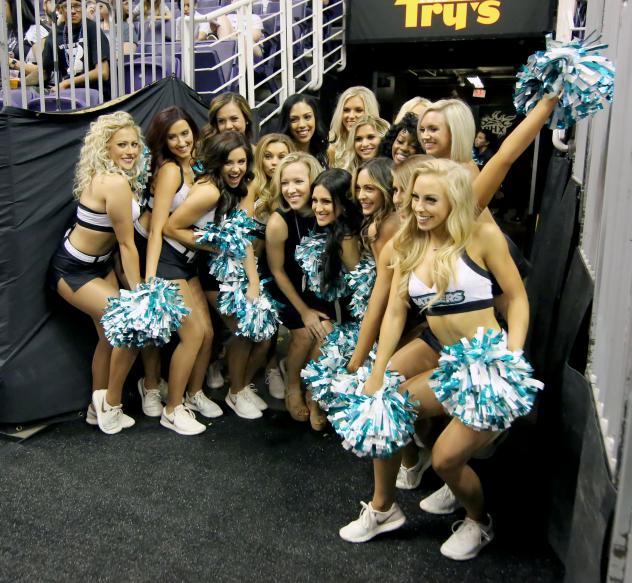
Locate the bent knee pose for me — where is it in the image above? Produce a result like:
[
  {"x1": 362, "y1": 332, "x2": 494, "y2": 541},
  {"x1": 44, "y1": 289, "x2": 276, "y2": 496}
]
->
[
  {"x1": 266, "y1": 153, "x2": 335, "y2": 423},
  {"x1": 301, "y1": 168, "x2": 363, "y2": 429},
  {"x1": 48, "y1": 112, "x2": 144, "y2": 434},
  {"x1": 340, "y1": 159, "x2": 538, "y2": 561},
  {"x1": 249, "y1": 134, "x2": 296, "y2": 398},
  {"x1": 165, "y1": 131, "x2": 268, "y2": 421}
]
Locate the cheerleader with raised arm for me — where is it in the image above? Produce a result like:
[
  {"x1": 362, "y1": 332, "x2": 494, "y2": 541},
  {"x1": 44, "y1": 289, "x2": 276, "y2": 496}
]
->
[
  {"x1": 48, "y1": 112, "x2": 144, "y2": 434},
  {"x1": 164, "y1": 131, "x2": 269, "y2": 421},
  {"x1": 339, "y1": 159, "x2": 543, "y2": 561},
  {"x1": 346, "y1": 95, "x2": 559, "y2": 495},
  {"x1": 328, "y1": 86, "x2": 380, "y2": 169}
]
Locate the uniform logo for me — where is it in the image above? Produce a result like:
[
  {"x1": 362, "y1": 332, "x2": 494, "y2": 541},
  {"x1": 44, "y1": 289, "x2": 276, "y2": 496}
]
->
[
  {"x1": 412, "y1": 290, "x2": 466, "y2": 309},
  {"x1": 394, "y1": 0, "x2": 502, "y2": 31}
]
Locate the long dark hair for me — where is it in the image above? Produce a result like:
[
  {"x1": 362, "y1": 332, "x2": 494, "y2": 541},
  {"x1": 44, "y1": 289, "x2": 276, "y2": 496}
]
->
[
  {"x1": 146, "y1": 106, "x2": 199, "y2": 180},
  {"x1": 378, "y1": 112, "x2": 422, "y2": 160},
  {"x1": 277, "y1": 94, "x2": 329, "y2": 167},
  {"x1": 353, "y1": 157, "x2": 395, "y2": 250},
  {"x1": 312, "y1": 168, "x2": 362, "y2": 288},
  {"x1": 200, "y1": 92, "x2": 255, "y2": 143},
  {"x1": 196, "y1": 131, "x2": 254, "y2": 224}
]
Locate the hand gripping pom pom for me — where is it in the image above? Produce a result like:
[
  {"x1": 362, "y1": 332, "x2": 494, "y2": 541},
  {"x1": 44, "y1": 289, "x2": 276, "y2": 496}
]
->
[
  {"x1": 294, "y1": 233, "x2": 350, "y2": 301},
  {"x1": 345, "y1": 254, "x2": 377, "y2": 320},
  {"x1": 302, "y1": 321, "x2": 377, "y2": 410},
  {"x1": 514, "y1": 34, "x2": 615, "y2": 129},
  {"x1": 429, "y1": 327, "x2": 544, "y2": 431},
  {"x1": 217, "y1": 280, "x2": 281, "y2": 342},
  {"x1": 101, "y1": 278, "x2": 191, "y2": 348},
  {"x1": 195, "y1": 209, "x2": 256, "y2": 283},
  {"x1": 326, "y1": 367, "x2": 417, "y2": 458}
]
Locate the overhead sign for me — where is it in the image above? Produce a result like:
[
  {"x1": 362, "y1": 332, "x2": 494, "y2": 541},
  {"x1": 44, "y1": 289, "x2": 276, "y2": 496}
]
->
[{"x1": 348, "y1": 0, "x2": 554, "y2": 43}]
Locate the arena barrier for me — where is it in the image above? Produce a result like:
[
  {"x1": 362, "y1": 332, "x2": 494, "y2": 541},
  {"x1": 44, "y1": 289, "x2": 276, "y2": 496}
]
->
[{"x1": 0, "y1": 0, "x2": 346, "y2": 127}]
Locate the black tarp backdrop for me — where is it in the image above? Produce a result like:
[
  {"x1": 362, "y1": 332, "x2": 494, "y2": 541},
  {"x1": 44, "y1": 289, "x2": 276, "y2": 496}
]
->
[
  {"x1": 0, "y1": 77, "x2": 209, "y2": 424},
  {"x1": 348, "y1": 0, "x2": 555, "y2": 44}
]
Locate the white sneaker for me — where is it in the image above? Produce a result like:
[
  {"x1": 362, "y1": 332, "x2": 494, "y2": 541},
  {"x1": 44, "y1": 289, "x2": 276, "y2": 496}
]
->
[
  {"x1": 440, "y1": 515, "x2": 494, "y2": 560},
  {"x1": 396, "y1": 449, "x2": 432, "y2": 490},
  {"x1": 225, "y1": 388, "x2": 263, "y2": 419},
  {"x1": 265, "y1": 367, "x2": 286, "y2": 399},
  {"x1": 92, "y1": 390, "x2": 134, "y2": 435},
  {"x1": 86, "y1": 402, "x2": 134, "y2": 429},
  {"x1": 160, "y1": 404, "x2": 206, "y2": 435},
  {"x1": 419, "y1": 483, "x2": 463, "y2": 515},
  {"x1": 339, "y1": 501, "x2": 406, "y2": 543},
  {"x1": 206, "y1": 361, "x2": 225, "y2": 389},
  {"x1": 137, "y1": 378, "x2": 163, "y2": 417},
  {"x1": 185, "y1": 390, "x2": 224, "y2": 418},
  {"x1": 241, "y1": 384, "x2": 268, "y2": 410}
]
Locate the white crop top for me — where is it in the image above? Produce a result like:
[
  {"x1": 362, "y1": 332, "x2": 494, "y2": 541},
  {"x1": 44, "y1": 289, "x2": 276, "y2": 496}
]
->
[{"x1": 409, "y1": 251, "x2": 494, "y2": 316}]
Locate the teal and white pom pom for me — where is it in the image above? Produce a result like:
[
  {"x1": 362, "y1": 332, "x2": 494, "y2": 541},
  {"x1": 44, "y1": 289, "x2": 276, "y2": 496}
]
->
[
  {"x1": 327, "y1": 367, "x2": 417, "y2": 458},
  {"x1": 514, "y1": 34, "x2": 615, "y2": 129},
  {"x1": 302, "y1": 321, "x2": 377, "y2": 409},
  {"x1": 294, "y1": 233, "x2": 350, "y2": 301},
  {"x1": 101, "y1": 278, "x2": 191, "y2": 348},
  {"x1": 429, "y1": 327, "x2": 544, "y2": 431},
  {"x1": 345, "y1": 254, "x2": 376, "y2": 320},
  {"x1": 196, "y1": 209, "x2": 256, "y2": 283},
  {"x1": 217, "y1": 280, "x2": 280, "y2": 342}
]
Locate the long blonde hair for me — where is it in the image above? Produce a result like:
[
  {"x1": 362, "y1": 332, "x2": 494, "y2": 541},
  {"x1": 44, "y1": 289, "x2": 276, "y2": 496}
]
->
[
  {"x1": 394, "y1": 96, "x2": 432, "y2": 124},
  {"x1": 393, "y1": 159, "x2": 477, "y2": 308},
  {"x1": 341, "y1": 115, "x2": 390, "y2": 175},
  {"x1": 271, "y1": 152, "x2": 323, "y2": 213},
  {"x1": 419, "y1": 99, "x2": 475, "y2": 163},
  {"x1": 391, "y1": 154, "x2": 432, "y2": 217},
  {"x1": 329, "y1": 86, "x2": 380, "y2": 169},
  {"x1": 253, "y1": 133, "x2": 295, "y2": 220},
  {"x1": 73, "y1": 111, "x2": 146, "y2": 200}
]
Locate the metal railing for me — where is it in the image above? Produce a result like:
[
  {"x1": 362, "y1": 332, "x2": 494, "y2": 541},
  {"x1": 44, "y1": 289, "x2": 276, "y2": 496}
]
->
[{"x1": 0, "y1": 0, "x2": 346, "y2": 122}]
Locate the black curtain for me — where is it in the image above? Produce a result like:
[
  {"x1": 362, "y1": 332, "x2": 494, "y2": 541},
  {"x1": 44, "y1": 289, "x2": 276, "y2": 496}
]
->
[{"x1": 0, "y1": 77, "x2": 208, "y2": 424}]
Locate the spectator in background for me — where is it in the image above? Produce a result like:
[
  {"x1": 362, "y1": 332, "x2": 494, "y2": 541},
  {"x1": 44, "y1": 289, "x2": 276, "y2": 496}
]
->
[
  {"x1": 175, "y1": 0, "x2": 232, "y2": 42},
  {"x1": 86, "y1": 0, "x2": 96, "y2": 19},
  {"x1": 5, "y1": 0, "x2": 49, "y2": 79},
  {"x1": 97, "y1": 0, "x2": 137, "y2": 55},
  {"x1": 228, "y1": 0, "x2": 264, "y2": 58},
  {"x1": 133, "y1": 0, "x2": 171, "y2": 21},
  {"x1": 473, "y1": 129, "x2": 496, "y2": 169},
  {"x1": 25, "y1": 0, "x2": 111, "y2": 98}
]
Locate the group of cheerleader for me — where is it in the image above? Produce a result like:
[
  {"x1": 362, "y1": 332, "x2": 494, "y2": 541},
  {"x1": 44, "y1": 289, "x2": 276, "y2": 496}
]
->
[{"x1": 48, "y1": 85, "x2": 559, "y2": 561}]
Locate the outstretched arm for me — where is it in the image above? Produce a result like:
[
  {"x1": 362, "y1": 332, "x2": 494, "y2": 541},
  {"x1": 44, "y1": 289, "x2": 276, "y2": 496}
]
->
[
  {"x1": 474, "y1": 95, "x2": 559, "y2": 211},
  {"x1": 363, "y1": 263, "x2": 409, "y2": 394}
]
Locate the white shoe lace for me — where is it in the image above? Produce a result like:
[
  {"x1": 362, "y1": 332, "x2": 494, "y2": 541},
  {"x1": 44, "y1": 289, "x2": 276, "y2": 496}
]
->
[
  {"x1": 450, "y1": 517, "x2": 492, "y2": 542},
  {"x1": 265, "y1": 369, "x2": 282, "y2": 384},
  {"x1": 358, "y1": 502, "x2": 375, "y2": 530}
]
